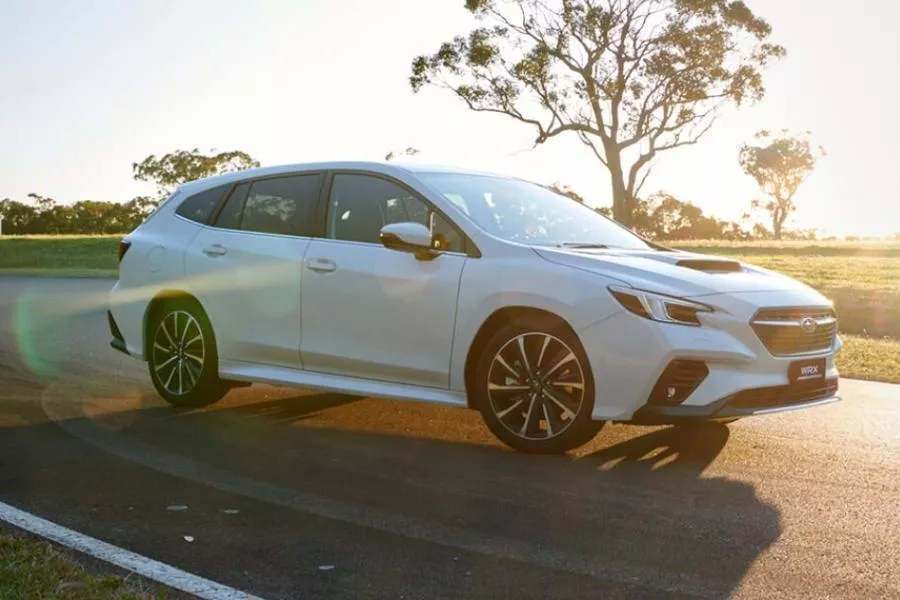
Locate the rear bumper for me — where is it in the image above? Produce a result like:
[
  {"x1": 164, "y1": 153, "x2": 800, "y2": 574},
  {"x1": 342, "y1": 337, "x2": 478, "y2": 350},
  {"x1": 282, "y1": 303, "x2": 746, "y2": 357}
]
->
[
  {"x1": 107, "y1": 281, "x2": 148, "y2": 360},
  {"x1": 107, "y1": 310, "x2": 129, "y2": 356},
  {"x1": 626, "y1": 378, "x2": 840, "y2": 424}
]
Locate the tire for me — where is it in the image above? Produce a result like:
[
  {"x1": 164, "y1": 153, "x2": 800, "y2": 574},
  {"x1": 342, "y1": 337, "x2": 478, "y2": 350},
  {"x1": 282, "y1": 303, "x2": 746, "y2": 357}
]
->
[
  {"x1": 474, "y1": 318, "x2": 603, "y2": 454},
  {"x1": 147, "y1": 298, "x2": 228, "y2": 408}
]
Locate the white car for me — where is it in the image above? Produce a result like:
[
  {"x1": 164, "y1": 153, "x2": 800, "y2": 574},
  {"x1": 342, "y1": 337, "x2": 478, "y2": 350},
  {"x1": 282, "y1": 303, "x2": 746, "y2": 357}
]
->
[{"x1": 108, "y1": 162, "x2": 841, "y2": 453}]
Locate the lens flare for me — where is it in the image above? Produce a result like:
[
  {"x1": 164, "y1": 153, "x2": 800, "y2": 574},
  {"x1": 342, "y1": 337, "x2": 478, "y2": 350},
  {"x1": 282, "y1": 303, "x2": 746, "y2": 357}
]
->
[{"x1": 13, "y1": 289, "x2": 56, "y2": 377}]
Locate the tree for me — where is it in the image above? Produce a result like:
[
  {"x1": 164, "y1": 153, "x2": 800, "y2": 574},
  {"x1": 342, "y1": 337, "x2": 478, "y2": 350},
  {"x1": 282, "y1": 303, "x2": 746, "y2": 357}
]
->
[
  {"x1": 132, "y1": 148, "x2": 260, "y2": 203},
  {"x1": 628, "y1": 191, "x2": 751, "y2": 240},
  {"x1": 0, "y1": 199, "x2": 38, "y2": 234},
  {"x1": 410, "y1": 0, "x2": 785, "y2": 226},
  {"x1": 543, "y1": 183, "x2": 751, "y2": 240},
  {"x1": 739, "y1": 129, "x2": 824, "y2": 239}
]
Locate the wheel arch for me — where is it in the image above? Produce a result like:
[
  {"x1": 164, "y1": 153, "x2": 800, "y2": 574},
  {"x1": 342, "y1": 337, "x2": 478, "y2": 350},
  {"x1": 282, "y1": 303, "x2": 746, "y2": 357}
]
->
[
  {"x1": 463, "y1": 306, "x2": 583, "y2": 409},
  {"x1": 143, "y1": 289, "x2": 214, "y2": 359}
]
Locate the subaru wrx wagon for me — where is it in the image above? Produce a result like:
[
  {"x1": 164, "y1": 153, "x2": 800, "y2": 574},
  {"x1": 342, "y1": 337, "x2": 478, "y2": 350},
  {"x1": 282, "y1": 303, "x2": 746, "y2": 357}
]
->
[{"x1": 108, "y1": 162, "x2": 841, "y2": 453}]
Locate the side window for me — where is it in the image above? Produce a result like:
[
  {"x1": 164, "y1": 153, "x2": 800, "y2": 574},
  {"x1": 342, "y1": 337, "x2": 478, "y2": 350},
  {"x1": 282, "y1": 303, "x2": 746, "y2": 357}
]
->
[
  {"x1": 385, "y1": 196, "x2": 428, "y2": 225},
  {"x1": 214, "y1": 182, "x2": 249, "y2": 230},
  {"x1": 328, "y1": 174, "x2": 464, "y2": 251},
  {"x1": 175, "y1": 184, "x2": 229, "y2": 224},
  {"x1": 241, "y1": 175, "x2": 320, "y2": 236},
  {"x1": 212, "y1": 175, "x2": 320, "y2": 236},
  {"x1": 431, "y1": 213, "x2": 464, "y2": 252}
]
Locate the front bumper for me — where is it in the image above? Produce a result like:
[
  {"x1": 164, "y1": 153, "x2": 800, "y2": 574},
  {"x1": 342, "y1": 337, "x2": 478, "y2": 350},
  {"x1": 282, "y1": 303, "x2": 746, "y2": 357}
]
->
[
  {"x1": 578, "y1": 288, "x2": 842, "y2": 421},
  {"x1": 626, "y1": 378, "x2": 840, "y2": 424}
]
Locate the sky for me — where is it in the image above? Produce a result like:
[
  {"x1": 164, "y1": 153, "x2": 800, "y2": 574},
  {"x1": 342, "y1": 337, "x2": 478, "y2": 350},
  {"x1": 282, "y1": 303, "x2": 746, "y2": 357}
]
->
[{"x1": 1, "y1": 0, "x2": 898, "y2": 237}]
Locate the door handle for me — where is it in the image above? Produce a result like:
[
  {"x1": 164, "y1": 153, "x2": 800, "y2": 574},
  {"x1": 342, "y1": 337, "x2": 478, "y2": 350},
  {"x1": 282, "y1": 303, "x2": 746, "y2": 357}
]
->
[
  {"x1": 305, "y1": 257, "x2": 336, "y2": 273},
  {"x1": 202, "y1": 244, "x2": 228, "y2": 257}
]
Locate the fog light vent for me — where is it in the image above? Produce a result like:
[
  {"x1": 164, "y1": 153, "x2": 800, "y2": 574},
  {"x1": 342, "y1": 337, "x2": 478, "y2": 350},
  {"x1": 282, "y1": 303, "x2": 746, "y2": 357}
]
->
[{"x1": 649, "y1": 360, "x2": 709, "y2": 405}]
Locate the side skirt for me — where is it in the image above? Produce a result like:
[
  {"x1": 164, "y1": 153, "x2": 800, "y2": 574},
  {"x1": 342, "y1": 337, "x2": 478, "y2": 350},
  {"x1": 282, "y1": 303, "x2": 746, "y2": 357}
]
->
[{"x1": 218, "y1": 360, "x2": 469, "y2": 408}]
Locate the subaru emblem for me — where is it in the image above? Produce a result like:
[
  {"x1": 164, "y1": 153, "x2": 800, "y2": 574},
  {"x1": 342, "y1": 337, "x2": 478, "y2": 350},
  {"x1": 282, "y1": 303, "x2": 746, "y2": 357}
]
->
[{"x1": 800, "y1": 317, "x2": 818, "y2": 333}]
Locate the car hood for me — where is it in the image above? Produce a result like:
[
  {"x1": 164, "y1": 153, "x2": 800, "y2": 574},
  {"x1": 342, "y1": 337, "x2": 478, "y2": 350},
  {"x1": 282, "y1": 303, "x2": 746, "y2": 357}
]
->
[{"x1": 533, "y1": 246, "x2": 824, "y2": 299}]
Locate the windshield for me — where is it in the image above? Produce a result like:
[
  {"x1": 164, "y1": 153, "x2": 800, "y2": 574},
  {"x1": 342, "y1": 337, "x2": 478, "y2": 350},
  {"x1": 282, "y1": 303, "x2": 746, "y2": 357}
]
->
[{"x1": 417, "y1": 172, "x2": 653, "y2": 250}]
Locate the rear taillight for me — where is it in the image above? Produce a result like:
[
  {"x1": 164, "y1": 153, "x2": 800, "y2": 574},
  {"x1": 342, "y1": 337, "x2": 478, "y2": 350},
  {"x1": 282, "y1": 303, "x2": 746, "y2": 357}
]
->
[{"x1": 118, "y1": 240, "x2": 132, "y2": 263}]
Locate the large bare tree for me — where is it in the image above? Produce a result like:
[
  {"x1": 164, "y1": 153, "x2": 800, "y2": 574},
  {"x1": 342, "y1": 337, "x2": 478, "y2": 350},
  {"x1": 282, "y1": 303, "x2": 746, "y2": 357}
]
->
[
  {"x1": 739, "y1": 129, "x2": 824, "y2": 239},
  {"x1": 410, "y1": 0, "x2": 785, "y2": 226}
]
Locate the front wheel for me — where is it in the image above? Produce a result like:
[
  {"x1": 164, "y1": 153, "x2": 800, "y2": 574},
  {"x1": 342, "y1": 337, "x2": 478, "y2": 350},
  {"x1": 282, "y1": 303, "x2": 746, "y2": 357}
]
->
[
  {"x1": 474, "y1": 320, "x2": 603, "y2": 454},
  {"x1": 147, "y1": 298, "x2": 227, "y2": 408}
]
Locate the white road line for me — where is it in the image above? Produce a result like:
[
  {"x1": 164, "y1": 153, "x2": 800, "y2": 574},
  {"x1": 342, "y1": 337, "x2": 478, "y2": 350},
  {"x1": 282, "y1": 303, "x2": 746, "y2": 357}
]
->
[{"x1": 0, "y1": 501, "x2": 266, "y2": 600}]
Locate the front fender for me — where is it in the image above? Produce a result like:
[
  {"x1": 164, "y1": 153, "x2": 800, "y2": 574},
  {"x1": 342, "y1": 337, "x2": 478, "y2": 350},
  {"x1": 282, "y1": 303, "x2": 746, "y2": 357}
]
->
[{"x1": 448, "y1": 255, "x2": 622, "y2": 392}]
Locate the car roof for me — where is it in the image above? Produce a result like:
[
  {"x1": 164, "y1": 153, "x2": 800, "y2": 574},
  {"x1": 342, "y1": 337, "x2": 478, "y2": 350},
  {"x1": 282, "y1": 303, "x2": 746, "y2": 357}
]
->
[{"x1": 175, "y1": 160, "x2": 510, "y2": 194}]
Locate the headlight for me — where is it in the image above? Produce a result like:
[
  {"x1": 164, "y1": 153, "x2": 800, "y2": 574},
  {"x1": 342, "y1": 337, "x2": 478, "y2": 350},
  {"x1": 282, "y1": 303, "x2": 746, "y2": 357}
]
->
[{"x1": 608, "y1": 285, "x2": 713, "y2": 326}]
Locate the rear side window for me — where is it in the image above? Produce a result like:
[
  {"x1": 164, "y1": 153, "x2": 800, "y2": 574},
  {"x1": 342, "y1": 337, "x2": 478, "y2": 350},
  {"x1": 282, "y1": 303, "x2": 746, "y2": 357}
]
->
[
  {"x1": 214, "y1": 183, "x2": 250, "y2": 230},
  {"x1": 212, "y1": 174, "x2": 321, "y2": 236},
  {"x1": 175, "y1": 184, "x2": 229, "y2": 224}
]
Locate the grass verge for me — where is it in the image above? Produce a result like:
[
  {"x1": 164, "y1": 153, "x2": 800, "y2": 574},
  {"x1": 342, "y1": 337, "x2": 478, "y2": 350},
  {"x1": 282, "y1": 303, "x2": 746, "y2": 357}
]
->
[
  {"x1": 0, "y1": 236, "x2": 121, "y2": 273},
  {"x1": 0, "y1": 532, "x2": 164, "y2": 599},
  {"x1": 0, "y1": 268, "x2": 117, "y2": 278},
  {"x1": 836, "y1": 335, "x2": 900, "y2": 384}
]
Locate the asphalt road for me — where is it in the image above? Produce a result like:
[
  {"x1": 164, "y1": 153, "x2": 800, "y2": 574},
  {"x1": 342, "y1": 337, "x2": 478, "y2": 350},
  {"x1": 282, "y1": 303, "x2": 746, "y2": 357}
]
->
[{"x1": 1, "y1": 276, "x2": 899, "y2": 599}]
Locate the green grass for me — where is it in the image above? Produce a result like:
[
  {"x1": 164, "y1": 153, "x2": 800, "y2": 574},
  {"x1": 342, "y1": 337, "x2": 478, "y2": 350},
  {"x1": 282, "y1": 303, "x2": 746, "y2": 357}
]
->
[
  {"x1": 837, "y1": 335, "x2": 900, "y2": 384},
  {"x1": 0, "y1": 236, "x2": 120, "y2": 277},
  {"x1": 0, "y1": 533, "x2": 164, "y2": 599}
]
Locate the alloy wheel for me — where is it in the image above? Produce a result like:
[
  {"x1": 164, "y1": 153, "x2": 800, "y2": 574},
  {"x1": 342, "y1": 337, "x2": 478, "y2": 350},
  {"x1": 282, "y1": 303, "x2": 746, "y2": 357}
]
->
[
  {"x1": 486, "y1": 332, "x2": 586, "y2": 441},
  {"x1": 151, "y1": 310, "x2": 205, "y2": 396}
]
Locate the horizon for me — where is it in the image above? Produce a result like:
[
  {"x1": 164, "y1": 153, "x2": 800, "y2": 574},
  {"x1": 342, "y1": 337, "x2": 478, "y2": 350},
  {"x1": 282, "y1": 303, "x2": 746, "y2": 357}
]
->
[{"x1": 1, "y1": 0, "x2": 898, "y2": 237}]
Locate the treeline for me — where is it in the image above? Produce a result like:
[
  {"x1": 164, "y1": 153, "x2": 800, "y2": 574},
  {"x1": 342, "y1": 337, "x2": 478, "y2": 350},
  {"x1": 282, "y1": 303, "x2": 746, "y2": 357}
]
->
[
  {"x1": 0, "y1": 148, "x2": 258, "y2": 236},
  {"x1": 0, "y1": 164, "x2": 816, "y2": 241},
  {"x1": 3, "y1": 183, "x2": 797, "y2": 240},
  {"x1": 621, "y1": 193, "x2": 818, "y2": 242},
  {"x1": 0, "y1": 146, "x2": 822, "y2": 240},
  {"x1": 0, "y1": 194, "x2": 155, "y2": 235},
  {"x1": 549, "y1": 185, "x2": 817, "y2": 242}
]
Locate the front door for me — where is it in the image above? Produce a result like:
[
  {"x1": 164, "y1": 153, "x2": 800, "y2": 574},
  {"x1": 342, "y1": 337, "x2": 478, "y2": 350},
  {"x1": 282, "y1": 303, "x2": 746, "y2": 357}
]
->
[
  {"x1": 300, "y1": 172, "x2": 467, "y2": 388},
  {"x1": 184, "y1": 173, "x2": 323, "y2": 369}
]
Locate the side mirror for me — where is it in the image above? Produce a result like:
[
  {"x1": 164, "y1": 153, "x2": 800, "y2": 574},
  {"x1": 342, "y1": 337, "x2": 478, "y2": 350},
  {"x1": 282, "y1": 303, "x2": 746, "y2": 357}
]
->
[{"x1": 380, "y1": 222, "x2": 438, "y2": 261}]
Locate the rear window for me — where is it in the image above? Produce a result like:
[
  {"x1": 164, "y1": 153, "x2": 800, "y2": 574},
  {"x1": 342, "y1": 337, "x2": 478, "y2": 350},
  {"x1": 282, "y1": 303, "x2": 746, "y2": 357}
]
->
[{"x1": 175, "y1": 184, "x2": 230, "y2": 224}]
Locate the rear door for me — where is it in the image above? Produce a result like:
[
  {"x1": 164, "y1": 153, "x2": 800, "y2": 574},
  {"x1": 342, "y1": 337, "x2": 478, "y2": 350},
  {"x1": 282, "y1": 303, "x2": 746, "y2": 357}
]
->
[{"x1": 184, "y1": 172, "x2": 323, "y2": 369}]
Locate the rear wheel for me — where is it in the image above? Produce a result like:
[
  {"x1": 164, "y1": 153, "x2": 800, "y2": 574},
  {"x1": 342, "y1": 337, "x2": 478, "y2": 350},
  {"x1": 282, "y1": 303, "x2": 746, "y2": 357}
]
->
[
  {"x1": 147, "y1": 298, "x2": 227, "y2": 408},
  {"x1": 474, "y1": 319, "x2": 603, "y2": 454}
]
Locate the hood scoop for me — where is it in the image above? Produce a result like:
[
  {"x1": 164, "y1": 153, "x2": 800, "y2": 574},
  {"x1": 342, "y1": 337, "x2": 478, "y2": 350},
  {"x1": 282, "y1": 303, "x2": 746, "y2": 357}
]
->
[{"x1": 675, "y1": 258, "x2": 743, "y2": 273}]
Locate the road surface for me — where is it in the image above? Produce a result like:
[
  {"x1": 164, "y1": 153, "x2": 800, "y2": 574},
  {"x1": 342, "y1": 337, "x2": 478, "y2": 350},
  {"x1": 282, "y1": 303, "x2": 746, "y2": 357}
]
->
[{"x1": 1, "y1": 276, "x2": 898, "y2": 599}]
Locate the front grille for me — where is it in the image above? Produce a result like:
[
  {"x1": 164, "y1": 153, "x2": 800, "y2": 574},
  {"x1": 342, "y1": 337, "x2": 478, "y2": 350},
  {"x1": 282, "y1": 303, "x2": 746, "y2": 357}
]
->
[
  {"x1": 727, "y1": 378, "x2": 838, "y2": 410},
  {"x1": 648, "y1": 360, "x2": 709, "y2": 405},
  {"x1": 751, "y1": 307, "x2": 837, "y2": 356}
]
